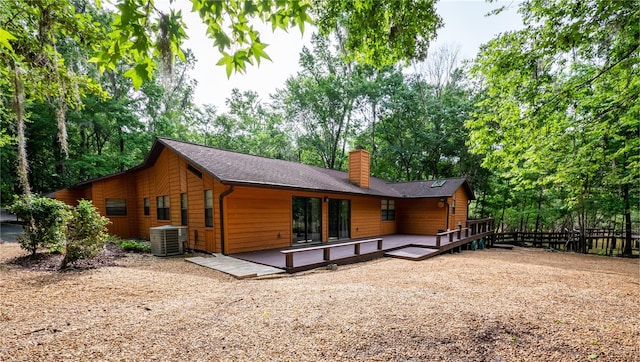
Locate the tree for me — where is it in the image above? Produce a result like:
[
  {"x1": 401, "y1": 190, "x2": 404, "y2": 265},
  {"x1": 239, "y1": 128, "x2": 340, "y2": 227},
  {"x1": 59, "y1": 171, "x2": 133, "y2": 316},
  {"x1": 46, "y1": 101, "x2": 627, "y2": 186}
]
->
[
  {"x1": 1, "y1": 0, "x2": 443, "y2": 196},
  {"x1": 468, "y1": 0, "x2": 639, "y2": 251},
  {"x1": 279, "y1": 34, "x2": 363, "y2": 169},
  {"x1": 0, "y1": 0, "x2": 105, "y2": 194}
]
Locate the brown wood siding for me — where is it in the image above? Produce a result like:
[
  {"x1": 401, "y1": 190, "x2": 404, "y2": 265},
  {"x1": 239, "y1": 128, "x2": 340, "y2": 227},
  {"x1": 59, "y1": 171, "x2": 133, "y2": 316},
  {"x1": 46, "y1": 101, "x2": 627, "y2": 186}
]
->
[
  {"x1": 134, "y1": 169, "x2": 151, "y2": 239},
  {"x1": 186, "y1": 165, "x2": 206, "y2": 251},
  {"x1": 382, "y1": 221, "x2": 397, "y2": 235},
  {"x1": 348, "y1": 149, "x2": 370, "y2": 188},
  {"x1": 397, "y1": 198, "x2": 447, "y2": 235},
  {"x1": 225, "y1": 186, "x2": 293, "y2": 254},
  {"x1": 350, "y1": 196, "x2": 380, "y2": 238},
  {"x1": 450, "y1": 190, "x2": 469, "y2": 230},
  {"x1": 91, "y1": 175, "x2": 134, "y2": 238},
  {"x1": 211, "y1": 177, "x2": 226, "y2": 253},
  {"x1": 55, "y1": 188, "x2": 90, "y2": 206},
  {"x1": 223, "y1": 187, "x2": 385, "y2": 254}
]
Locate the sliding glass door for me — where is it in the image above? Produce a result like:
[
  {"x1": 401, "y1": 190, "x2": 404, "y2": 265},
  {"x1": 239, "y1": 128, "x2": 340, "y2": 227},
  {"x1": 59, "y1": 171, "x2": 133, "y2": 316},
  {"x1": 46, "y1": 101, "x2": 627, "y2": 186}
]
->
[
  {"x1": 292, "y1": 197, "x2": 322, "y2": 244},
  {"x1": 328, "y1": 199, "x2": 350, "y2": 240}
]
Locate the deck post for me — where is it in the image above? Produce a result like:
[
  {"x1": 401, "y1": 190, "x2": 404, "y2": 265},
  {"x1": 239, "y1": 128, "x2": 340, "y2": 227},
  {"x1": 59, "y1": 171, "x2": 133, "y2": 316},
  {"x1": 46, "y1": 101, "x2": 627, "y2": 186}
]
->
[
  {"x1": 457, "y1": 223, "x2": 462, "y2": 239},
  {"x1": 285, "y1": 253, "x2": 293, "y2": 269},
  {"x1": 436, "y1": 235, "x2": 441, "y2": 248},
  {"x1": 449, "y1": 232, "x2": 454, "y2": 243},
  {"x1": 323, "y1": 248, "x2": 330, "y2": 261},
  {"x1": 377, "y1": 239, "x2": 383, "y2": 250},
  {"x1": 354, "y1": 243, "x2": 361, "y2": 255}
]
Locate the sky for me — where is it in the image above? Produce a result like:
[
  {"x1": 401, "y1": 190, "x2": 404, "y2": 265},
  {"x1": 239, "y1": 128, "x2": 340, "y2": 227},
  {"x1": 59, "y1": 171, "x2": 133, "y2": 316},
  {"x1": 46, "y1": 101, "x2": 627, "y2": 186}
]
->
[{"x1": 169, "y1": 0, "x2": 524, "y2": 112}]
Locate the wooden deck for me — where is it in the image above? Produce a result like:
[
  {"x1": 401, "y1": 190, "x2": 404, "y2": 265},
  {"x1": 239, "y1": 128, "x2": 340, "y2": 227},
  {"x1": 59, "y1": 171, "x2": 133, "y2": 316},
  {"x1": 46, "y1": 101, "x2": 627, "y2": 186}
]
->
[{"x1": 233, "y1": 220, "x2": 494, "y2": 273}]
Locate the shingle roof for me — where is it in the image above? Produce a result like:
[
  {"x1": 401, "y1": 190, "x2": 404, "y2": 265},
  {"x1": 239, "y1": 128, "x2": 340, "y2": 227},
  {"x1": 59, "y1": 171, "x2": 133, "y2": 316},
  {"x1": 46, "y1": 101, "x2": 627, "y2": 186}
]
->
[
  {"x1": 390, "y1": 178, "x2": 475, "y2": 200},
  {"x1": 65, "y1": 137, "x2": 474, "y2": 200},
  {"x1": 158, "y1": 137, "x2": 403, "y2": 197}
]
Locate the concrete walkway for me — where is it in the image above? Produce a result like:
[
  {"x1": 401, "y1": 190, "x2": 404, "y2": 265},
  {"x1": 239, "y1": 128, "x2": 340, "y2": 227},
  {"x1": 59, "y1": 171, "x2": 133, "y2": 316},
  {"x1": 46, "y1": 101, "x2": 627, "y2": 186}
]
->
[{"x1": 186, "y1": 254, "x2": 285, "y2": 279}]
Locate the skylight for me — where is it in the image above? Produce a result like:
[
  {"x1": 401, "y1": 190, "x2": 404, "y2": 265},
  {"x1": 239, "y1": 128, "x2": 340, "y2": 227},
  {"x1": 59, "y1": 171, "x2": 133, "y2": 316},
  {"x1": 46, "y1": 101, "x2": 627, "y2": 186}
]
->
[{"x1": 431, "y1": 180, "x2": 447, "y2": 188}]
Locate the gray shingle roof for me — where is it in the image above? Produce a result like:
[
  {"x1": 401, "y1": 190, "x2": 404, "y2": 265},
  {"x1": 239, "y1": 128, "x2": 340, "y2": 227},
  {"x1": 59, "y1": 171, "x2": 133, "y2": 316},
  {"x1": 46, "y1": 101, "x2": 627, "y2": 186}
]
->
[
  {"x1": 390, "y1": 178, "x2": 475, "y2": 200},
  {"x1": 64, "y1": 137, "x2": 474, "y2": 200},
  {"x1": 157, "y1": 138, "x2": 474, "y2": 200}
]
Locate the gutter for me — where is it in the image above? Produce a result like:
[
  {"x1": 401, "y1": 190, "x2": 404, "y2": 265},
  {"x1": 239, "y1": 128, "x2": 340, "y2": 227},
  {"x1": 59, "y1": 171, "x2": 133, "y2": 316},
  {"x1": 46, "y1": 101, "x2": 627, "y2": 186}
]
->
[{"x1": 218, "y1": 185, "x2": 235, "y2": 255}]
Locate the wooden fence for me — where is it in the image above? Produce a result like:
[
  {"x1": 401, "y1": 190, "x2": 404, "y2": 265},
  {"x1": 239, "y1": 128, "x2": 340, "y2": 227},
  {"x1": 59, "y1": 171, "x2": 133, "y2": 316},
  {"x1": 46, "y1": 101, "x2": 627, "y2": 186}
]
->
[{"x1": 493, "y1": 229, "x2": 638, "y2": 256}]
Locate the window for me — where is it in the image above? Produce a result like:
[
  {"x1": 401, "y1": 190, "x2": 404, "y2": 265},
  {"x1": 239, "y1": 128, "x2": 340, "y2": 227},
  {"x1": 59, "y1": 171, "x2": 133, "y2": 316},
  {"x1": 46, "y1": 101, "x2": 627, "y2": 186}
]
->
[
  {"x1": 292, "y1": 197, "x2": 322, "y2": 244},
  {"x1": 381, "y1": 199, "x2": 395, "y2": 221},
  {"x1": 205, "y1": 190, "x2": 213, "y2": 227},
  {"x1": 452, "y1": 199, "x2": 456, "y2": 215},
  {"x1": 181, "y1": 193, "x2": 188, "y2": 225},
  {"x1": 143, "y1": 198, "x2": 150, "y2": 216},
  {"x1": 106, "y1": 198, "x2": 127, "y2": 216},
  {"x1": 431, "y1": 179, "x2": 447, "y2": 188},
  {"x1": 156, "y1": 195, "x2": 170, "y2": 220}
]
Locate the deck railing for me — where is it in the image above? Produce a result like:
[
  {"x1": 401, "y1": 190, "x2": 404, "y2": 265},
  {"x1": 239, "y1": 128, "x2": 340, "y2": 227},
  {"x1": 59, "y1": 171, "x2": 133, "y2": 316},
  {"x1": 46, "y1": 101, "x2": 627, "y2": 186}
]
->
[
  {"x1": 435, "y1": 218, "x2": 494, "y2": 248},
  {"x1": 281, "y1": 238, "x2": 383, "y2": 269}
]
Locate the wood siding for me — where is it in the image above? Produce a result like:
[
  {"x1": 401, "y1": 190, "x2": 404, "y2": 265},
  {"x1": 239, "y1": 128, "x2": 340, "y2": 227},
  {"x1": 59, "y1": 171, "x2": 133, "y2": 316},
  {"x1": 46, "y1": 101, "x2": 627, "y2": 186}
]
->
[
  {"x1": 90, "y1": 176, "x2": 137, "y2": 238},
  {"x1": 397, "y1": 198, "x2": 447, "y2": 235},
  {"x1": 223, "y1": 188, "x2": 386, "y2": 254},
  {"x1": 350, "y1": 196, "x2": 380, "y2": 238},
  {"x1": 54, "y1": 187, "x2": 91, "y2": 206},
  {"x1": 381, "y1": 221, "x2": 397, "y2": 235},
  {"x1": 348, "y1": 149, "x2": 370, "y2": 188},
  {"x1": 449, "y1": 190, "x2": 469, "y2": 230}
]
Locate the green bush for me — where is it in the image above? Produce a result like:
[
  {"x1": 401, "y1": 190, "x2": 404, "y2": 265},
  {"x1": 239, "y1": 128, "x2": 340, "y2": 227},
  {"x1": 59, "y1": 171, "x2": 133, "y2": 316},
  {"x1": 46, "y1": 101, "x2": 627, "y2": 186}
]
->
[
  {"x1": 118, "y1": 240, "x2": 151, "y2": 253},
  {"x1": 61, "y1": 200, "x2": 110, "y2": 268},
  {"x1": 8, "y1": 195, "x2": 70, "y2": 255}
]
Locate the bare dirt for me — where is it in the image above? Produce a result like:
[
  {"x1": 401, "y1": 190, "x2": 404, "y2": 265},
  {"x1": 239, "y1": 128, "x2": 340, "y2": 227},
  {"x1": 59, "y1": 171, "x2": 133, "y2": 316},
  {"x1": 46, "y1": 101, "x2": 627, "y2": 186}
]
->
[{"x1": 1, "y1": 243, "x2": 638, "y2": 361}]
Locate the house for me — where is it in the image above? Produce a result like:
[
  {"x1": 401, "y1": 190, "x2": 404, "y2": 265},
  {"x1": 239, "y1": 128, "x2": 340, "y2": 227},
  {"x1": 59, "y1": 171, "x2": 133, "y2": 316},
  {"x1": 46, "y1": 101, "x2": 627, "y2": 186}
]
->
[{"x1": 53, "y1": 137, "x2": 475, "y2": 255}]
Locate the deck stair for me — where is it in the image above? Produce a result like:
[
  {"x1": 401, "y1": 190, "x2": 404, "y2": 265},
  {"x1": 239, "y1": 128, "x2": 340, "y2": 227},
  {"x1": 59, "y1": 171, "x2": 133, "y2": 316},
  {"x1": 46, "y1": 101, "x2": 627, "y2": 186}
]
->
[{"x1": 384, "y1": 246, "x2": 439, "y2": 261}]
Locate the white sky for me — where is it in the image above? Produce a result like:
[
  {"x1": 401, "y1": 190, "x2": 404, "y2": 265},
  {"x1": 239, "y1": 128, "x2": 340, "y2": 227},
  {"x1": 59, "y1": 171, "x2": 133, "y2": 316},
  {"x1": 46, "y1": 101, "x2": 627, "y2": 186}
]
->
[{"x1": 169, "y1": 0, "x2": 523, "y2": 112}]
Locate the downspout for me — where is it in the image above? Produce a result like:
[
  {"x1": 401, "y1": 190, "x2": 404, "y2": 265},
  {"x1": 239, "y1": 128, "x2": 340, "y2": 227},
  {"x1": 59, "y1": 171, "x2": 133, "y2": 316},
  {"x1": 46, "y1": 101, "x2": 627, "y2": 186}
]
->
[{"x1": 219, "y1": 185, "x2": 235, "y2": 255}]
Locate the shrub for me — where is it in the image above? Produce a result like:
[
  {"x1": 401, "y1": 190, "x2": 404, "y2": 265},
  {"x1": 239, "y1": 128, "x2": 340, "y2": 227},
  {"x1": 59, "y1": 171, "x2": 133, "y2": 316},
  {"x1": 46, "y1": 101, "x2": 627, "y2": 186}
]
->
[
  {"x1": 8, "y1": 195, "x2": 70, "y2": 255},
  {"x1": 61, "y1": 200, "x2": 110, "y2": 268},
  {"x1": 118, "y1": 240, "x2": 151, "y2": 253}
]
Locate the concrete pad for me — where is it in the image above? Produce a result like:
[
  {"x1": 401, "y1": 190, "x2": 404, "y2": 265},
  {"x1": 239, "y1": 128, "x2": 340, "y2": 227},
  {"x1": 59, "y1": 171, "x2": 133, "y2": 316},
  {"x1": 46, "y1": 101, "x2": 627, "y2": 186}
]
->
[
  {"x1": 186, "y1": 254, "x2": 285, "y2": 279},
  {"x1": 385, "y1": 246, "x2": 439, "y2": 260}
]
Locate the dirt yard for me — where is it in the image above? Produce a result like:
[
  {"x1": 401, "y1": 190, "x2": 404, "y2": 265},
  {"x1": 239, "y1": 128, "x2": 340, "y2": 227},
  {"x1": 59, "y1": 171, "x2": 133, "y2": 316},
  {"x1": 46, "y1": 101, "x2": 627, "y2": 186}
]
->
[{"x1": 1, "y1": 243, "x2": 638, "y2": 361}]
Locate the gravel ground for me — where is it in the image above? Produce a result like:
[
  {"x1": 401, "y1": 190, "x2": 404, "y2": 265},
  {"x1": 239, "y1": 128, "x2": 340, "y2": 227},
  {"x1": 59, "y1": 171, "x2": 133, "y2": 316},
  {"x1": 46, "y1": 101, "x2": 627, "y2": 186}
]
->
[{"x1": 1, "y1": 243, "x2": 638, "y2": 361}]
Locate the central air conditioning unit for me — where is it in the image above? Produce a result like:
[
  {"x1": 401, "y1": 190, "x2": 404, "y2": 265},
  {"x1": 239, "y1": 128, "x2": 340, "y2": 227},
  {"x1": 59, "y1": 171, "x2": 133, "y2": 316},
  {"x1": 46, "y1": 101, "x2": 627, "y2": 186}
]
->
[{"x1": 149, "y1": 226, "x2": 187, "y2": 256}]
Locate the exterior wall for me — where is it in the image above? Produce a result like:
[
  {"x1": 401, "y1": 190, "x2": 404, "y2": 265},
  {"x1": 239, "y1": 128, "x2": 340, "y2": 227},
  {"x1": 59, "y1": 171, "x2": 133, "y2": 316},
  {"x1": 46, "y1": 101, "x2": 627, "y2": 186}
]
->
[
  {"x1": 350, "y1": 195, "x2": 380, "y2": 238},
  {"x1": 90, "y1": 175, "x2": 137, "y2": 238},
  {"x1": 223, "y1": 187, "x2": 386, "y2": 254},
  {"x1": 54, "y1": 187, "x2": 91, "y2": 206},
  {"x1": 396, "y1": 198, "x2": 447, "y2": 235},
  {"x1": 134, "y1": 149, "x2": 221, "y2": 253},
  {"x1": 449, "y1": 189, "x2": 470, "y2": 231},
  {"x1": 381, "y1": 221, "x2": 397, "y2": 235}
]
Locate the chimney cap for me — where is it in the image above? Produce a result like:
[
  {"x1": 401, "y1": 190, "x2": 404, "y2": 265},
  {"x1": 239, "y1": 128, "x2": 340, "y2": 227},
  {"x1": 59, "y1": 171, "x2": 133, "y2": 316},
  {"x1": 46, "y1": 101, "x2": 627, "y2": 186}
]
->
[{"x1": 355, "y1": 145, "x2": 365, "y2": 150}]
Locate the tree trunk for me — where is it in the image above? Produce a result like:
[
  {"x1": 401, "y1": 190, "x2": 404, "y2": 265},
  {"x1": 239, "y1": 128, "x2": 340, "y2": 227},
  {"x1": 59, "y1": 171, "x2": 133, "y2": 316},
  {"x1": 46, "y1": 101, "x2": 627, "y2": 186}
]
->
[{"x1": 623, "y1": 183, "x2": 633, "y2": 256}]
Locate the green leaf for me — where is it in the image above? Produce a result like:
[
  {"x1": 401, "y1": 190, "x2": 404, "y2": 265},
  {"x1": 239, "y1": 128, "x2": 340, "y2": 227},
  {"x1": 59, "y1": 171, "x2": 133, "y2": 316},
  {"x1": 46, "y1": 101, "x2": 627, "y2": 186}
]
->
[
  {"x1": 250, "y1": 42, "x2": 271, "y2": 65},
  {"x1": 0, "y1": 27, "x2": 17, "y2": 51},
  {"x1": 123, "y1": 67, "x2": 143, "y2": 89},
  {"x1": 216, "y1": 53, "x2": 234, "y2": 78}
]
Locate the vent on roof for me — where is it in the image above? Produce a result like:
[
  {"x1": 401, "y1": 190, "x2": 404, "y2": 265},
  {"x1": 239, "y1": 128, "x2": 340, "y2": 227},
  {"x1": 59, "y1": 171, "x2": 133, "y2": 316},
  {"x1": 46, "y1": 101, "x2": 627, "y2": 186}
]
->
[{"x1": 431, "y1": 180, "x2": 447, "y2": 188}]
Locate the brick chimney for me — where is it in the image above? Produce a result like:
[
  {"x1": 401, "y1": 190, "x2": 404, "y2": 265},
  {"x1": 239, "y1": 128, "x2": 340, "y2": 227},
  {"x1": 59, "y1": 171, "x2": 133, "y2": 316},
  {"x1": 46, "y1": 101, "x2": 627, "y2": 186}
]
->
[{"x1": 348, "y1": 146, "x2": 370, "y2": 188}]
